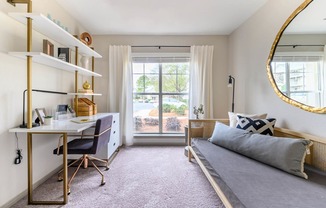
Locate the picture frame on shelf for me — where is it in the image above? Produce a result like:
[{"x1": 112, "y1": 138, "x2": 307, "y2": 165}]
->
[
  {"x1": 43, "y1": 39, "x2": 54, "y2": 56},
  {"x1": 58, "y1": 47, "x2": 70, "y2": 63},
  {"x1": 35, "y1": 108, "x2": 47, "y2": 124}
]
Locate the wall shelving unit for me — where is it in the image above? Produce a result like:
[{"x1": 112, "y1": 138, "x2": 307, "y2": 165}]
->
[
  {"x1": 9, "y1": 12, "x2": 102, "y2": 58},
  {"x1": 7, "y1": 1, "x2": 104, "y2": 205},
  {"x1": 8, "y1": 11, "x2": 102, "y2": 122}
]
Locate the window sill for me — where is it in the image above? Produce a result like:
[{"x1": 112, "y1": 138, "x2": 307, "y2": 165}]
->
[{"x1": 134, "y1": 133, "x2": 185, "y2": 138}]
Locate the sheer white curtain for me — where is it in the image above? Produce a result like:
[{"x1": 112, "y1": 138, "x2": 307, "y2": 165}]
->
[
  {"x1": 108, "y1": 45, "x2": 133, "y2": 145},
  {"x1": 189, "y1": 45, "x2": 214, "y2": 118},
  {"x1": 323, "y1": 46, "x2": 326, "y2": 106}
]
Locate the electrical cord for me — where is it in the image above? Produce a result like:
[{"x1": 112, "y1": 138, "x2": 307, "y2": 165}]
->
[{"x1": 14, "y1": 132, "x2": 22, "y2": 164}]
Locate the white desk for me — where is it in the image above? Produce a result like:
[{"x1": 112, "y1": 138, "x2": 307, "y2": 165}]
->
[
  {"x1": 9, "y1": 113, "x2": 111, "y2": 205},
  {"x1": 9, "y1": 113, "x2": 110, "y2": 133}
]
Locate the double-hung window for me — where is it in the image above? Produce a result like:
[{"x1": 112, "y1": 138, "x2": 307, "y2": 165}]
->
[{"x1": 132, "y1": 54, "x2": 190, "y2": 134}]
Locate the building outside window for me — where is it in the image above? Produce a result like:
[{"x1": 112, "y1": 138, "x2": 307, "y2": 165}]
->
[
  {"x1": 132, "y1": 55, "x2": 190, "y2": 134},
  {"x1": 271, "y1": 53, "x2": 324, "y2": 107}
]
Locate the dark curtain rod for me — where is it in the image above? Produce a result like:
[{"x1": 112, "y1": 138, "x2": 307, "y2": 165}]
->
[
  {"x1": 278, "y1": 44, "x2": 324, "y2": 48},
  {"x1": 132, "y1": 45, "x2": 190, "y2": 49}
]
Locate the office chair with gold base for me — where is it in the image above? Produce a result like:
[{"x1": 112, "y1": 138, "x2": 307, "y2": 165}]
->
[{"x1": 53, "y1": 115, "x2": 113, "y2": 194}]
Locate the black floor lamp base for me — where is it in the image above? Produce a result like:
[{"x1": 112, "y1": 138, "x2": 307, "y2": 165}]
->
[{"x1": 20, "y1": 123, "x2": 40, "y2": 128}]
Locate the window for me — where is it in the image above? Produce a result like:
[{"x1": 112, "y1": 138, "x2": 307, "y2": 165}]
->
[
  {"x1": 132, "y1": 55, "x2": 190, "y2": 134},
  {"x1": 271, "y1": 53, "x2": 325, "y2": 107}
]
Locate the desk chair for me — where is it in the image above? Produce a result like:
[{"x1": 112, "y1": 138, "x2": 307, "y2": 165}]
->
[{"x1": 53, "y1": 115, "x2": 113, "y2": 193}]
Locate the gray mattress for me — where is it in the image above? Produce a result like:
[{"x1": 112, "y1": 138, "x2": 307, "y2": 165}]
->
[{"x1": 191, "y1": 138, "x2": 326, "y2": 208}]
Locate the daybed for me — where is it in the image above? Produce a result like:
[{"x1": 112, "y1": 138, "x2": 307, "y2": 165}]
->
[{"x1": 187, "y1": 119, "x2": 326, "y2": 208}]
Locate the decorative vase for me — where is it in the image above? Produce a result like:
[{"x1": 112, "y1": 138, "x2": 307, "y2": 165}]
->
[
  {"x1": 83, "y1": 81, "x2": 91, "y2": 90},
  {"x1": 80, "y1": 56, "x2": 89, "y2": 69}
]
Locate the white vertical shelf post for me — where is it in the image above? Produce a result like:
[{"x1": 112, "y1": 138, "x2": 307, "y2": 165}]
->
[{"x1": 75, "y1": 46, "x2": 79, "y2": 116}]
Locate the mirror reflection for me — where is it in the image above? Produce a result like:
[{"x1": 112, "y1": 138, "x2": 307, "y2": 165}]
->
[{"x1": 269, "y1": 0, "x2": 326, "y2": 111}]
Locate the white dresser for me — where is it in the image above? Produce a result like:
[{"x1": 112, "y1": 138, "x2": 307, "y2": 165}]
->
[{"x1": 95, "y1": 113, "x2": 120, "y2": 159}]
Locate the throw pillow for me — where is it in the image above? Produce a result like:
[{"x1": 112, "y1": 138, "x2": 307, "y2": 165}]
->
[
  {"x1": 208, "y1": 121, "x2": 250, "y2": 142},
  {"x1": 210, "y1": 122, "x2": 312, "y2": 179},
  {"x1": 228, "y1": 112, "x2": 267, "y2": 128},
  {"x1": 236, "y1": 116, "x2": 276, "y2": 136}
]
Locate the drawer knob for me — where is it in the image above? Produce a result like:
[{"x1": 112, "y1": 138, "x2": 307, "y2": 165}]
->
[
  {"x1": 113, "y1": 131, "x2": 116, "y2": 134},
  {"x1": 113, "y1": 143, "x2": 116, "y2": 146}
]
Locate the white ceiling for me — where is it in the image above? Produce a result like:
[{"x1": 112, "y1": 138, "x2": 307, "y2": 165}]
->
[
  {"x1": 285, "y1": 0, "x2": 326, "y2": 34},
  {"x1": 56, "y1": 0, "x2": 268, "y2": 35}
]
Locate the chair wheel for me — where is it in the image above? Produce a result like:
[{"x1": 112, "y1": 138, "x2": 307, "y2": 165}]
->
[
  {"x1": 57, "y1": 176, "x2": 63, "y2": 182},
  {"x1": 101, "y1": 181, "x2": 106, "y2": 186},
  {"x1": 105, "y1": 167, "x2": 109, "y2": 171},
  {"x1": 68, "y1": 188, "x2": 71, "y2": 195}
]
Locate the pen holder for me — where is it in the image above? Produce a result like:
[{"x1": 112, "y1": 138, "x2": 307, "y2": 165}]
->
[{"x1": 44, "y1": 117, "x2": 53, "y2": 125}]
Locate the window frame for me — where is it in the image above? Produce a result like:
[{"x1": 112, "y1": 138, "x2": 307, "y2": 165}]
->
[{"x1": 132, "y1": 53, "x2": 190, "y2": 135}]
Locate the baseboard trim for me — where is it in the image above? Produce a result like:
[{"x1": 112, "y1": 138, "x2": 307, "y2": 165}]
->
[{"x1": 2, "y1": 166, "x2": 62, "y2": 208}]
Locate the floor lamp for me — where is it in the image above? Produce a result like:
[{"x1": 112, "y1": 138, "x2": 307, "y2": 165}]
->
[
  {"x1": 228, "y1": 75, "x2": 235, "y2": 112},
  {"x1": 20, "y1": 89, "x2": 67, "y2": 128}
]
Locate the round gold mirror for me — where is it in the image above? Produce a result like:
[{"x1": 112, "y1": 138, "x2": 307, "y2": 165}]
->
[{"x1": 267, "y1": 0, "x2": 326, "y2": 113}]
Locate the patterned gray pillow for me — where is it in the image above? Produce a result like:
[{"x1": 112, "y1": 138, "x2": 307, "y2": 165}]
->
[{"x1": 236, "y1": 116, "x2": 276, "y2": 136}]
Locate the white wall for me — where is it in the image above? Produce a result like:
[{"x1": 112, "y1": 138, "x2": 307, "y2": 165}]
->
[
  {"x1": 92, "y1": 35, "x2": 229, "y2": 119},
  {"x1": 229, "y1": 0, "x2": 326, "y2": 139},
  {"x1": 0, "y1": 0, "x2": 87, "y2": 206}
]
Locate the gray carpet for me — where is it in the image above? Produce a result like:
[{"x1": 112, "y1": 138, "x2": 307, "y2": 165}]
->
[{"x1": 11, "y1": 146, "x2": 224, "y2": 208}]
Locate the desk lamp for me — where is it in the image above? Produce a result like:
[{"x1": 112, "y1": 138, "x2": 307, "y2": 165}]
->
[{"x1": 20, "y1": 89, "x2": 67, "y2": 128}]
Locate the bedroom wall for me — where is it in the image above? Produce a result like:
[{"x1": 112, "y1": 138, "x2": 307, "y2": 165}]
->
[
  {"x1": 228, "y1": 0, "x2": 326, "y2": 139},
  {"x1": 0, "y1": 1, "x2": 87, "y2": 207},
  {"x1": 92, "y1": 35, "x2": 229, "y2": 119}
]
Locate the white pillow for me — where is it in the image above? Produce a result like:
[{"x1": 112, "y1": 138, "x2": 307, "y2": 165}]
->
[{"x1": 228, "y1": 112, "x2": 268, "y2": 128}]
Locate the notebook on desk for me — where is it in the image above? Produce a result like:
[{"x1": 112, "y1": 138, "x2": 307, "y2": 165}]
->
[{"x1": 71, "y1": 118, "x2": 95, "y2": 124}]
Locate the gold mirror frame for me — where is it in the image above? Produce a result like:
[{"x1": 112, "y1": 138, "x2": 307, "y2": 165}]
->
[{"x1": 266, "y1": 0, "x2": 326, "y2": 113}]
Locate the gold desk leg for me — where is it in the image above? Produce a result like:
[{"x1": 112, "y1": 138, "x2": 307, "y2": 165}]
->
[
  {"x1": 27, "y1": 133, "x2": 33, "y2": 204},
  {"x1": 63, "y1": 133, "x2": 68, "y2": 203},
  {"x1": 26, "y1": 132, "x2": 68, "y2": 205}
]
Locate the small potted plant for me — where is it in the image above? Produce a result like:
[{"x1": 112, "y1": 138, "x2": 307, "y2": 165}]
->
[
  {"x1": 193, "y1": 104, "x2": 204, "y2": 119},
  {"x1": 43, "y1": 115, "x2": 53, "y2": 125}
]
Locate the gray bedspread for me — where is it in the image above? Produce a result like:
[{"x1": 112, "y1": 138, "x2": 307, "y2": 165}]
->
[{"x1": 192, "y1": 138, "x2": 326, "y2": 208}]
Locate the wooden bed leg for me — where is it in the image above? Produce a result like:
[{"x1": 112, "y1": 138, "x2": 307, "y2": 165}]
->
[
  {"x1": 188, "y1": 146, "x2": 192, "y2": 161},
  {"x1": 187, "y1": 121, "x2": 192, "y2": 162}
]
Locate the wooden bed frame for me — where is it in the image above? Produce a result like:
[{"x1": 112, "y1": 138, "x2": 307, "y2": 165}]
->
[{"x1": 187, "y1": 119, "x2": 326, "y2": 208}]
